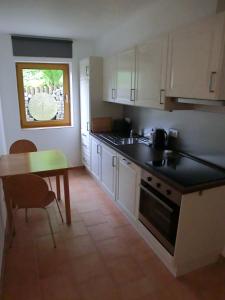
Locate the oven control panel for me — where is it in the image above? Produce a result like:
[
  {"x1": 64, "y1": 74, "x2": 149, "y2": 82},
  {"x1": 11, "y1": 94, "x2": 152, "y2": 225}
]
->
[{"x1": 141, "y1": 169, "x2": 181, "y2": 206}]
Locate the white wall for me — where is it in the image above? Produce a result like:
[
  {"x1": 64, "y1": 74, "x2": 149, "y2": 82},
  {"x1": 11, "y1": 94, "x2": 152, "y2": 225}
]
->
[
  {"x1": 0, "y1": 35, "x2": 95, "y2": 167},
  {"x1": 95, "y1": 0, "x2": 217, "y2": 56},
  {"x1": 0, "y1": 95, "x2": 7, "y2": 279}
]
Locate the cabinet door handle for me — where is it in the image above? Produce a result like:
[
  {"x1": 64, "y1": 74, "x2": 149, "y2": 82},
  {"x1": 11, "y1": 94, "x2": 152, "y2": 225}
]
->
[
  {"x1": 86, "y1": 122, "x2": 89, "y2": 131},
  {"x1": 112, "y1": 89, "x2": 114, "y2": 99},
  {"x1": 209, "y1": 72, "x2": 217, "y2": 93},
  {"x1": 130, "y1": 89, "x2": 135, "y2": 102},
  {"x1": 82, "y1": 133, "x2": 87, "y2": 137},
  {"x1": 85, "y1": 66, "x2": 89, "y2": 77},
  {"x1": 112, "y1": 156, "x2": 117, "y2": 167},
  {"x1": 97, "y1": 144, "x2": 102, "y2": 155},
  {"x1": 160, "y1": 89, "x2": 165, "y2": 104}
]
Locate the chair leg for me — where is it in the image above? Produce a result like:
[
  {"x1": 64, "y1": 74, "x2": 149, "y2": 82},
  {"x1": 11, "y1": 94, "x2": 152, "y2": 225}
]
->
[
  {"x1": 9, "y1": 207, "x2": 18, "y2": 248},
  {"x1": 44, "y1": 208, "x2": 56, "y2": 248},
  {"x1": 25, "y1": 208, "x2": 28, "y2": 223},
  {"x1": 48, "y1": 177, "x2": 53, "y2": 191},
  {"x1": 55, "y1": 199, "x2": 64, "y2": 223}
]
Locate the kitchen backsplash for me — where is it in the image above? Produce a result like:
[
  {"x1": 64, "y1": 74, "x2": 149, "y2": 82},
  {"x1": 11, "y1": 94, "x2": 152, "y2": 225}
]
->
[{"x1": 124, "y1": 105, "x2": 225, "y2": 166}]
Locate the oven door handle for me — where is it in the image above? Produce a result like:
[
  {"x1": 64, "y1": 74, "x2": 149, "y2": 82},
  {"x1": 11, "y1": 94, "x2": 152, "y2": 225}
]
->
[{"x1": 140, "y1": 185, "x2": 173, "y2": 213}]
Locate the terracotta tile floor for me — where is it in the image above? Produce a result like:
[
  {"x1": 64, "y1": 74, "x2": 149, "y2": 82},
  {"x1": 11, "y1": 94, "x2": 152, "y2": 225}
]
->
[{"x1": 2, "y1": 168, "x2": 225, "y2": 300}]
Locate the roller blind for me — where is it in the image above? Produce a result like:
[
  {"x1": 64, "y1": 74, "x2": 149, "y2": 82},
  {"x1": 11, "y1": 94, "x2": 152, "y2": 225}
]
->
[{"x1": 11, "y1": 35, "x2": 73, "y2": 58}]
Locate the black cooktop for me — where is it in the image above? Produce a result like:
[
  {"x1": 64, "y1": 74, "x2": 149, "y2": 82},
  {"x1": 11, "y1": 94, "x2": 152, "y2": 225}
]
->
[{"x1": 146, "y1": 151, "x2": 225, "y2": 187}]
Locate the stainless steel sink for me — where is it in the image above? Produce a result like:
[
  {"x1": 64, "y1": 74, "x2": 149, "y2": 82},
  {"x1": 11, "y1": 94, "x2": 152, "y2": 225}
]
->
[
  {"x1": 116, "y1": 137, "x2": 140, "y2": 145},
  {"x1": 98, "y1": 134, "x2": 150, "y2": 146}
]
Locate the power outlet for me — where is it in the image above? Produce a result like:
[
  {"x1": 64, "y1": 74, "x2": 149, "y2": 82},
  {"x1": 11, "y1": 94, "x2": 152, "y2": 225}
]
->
[{"x1": 169, "y1": 128, "x2": 179, "y2": 138}]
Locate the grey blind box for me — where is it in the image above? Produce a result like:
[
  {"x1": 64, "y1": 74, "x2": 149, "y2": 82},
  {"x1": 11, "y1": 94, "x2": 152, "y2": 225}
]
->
[{"x1": 11, "y1": 35, "x2": 73, "y2": 58}]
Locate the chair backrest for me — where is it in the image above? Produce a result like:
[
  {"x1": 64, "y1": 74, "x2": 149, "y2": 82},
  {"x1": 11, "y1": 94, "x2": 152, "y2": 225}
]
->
[
  {"x1": 5, "y1": 174, "x2": 49, "y2": 208},
  {"x1": 9, "y1": 139, "x2": 37, "y2": 154}
]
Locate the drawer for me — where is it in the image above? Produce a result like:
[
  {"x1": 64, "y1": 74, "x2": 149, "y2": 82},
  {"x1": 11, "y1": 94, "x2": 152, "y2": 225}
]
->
[
  {"x1": 82, "y1": 153, "x2": 90, "y2": 166},
  {"x1": 81, "y1": 145, "x2": 90, "y2": 157}
]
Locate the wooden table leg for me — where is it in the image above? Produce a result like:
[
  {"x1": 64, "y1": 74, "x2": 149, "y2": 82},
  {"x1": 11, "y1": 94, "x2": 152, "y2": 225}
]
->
[
  {"x1": 56, "y1": 175, "x2": 61, "y2": 201},
  {"x1": 63, "y1": 170, "x2": 71, "y2": 225}
]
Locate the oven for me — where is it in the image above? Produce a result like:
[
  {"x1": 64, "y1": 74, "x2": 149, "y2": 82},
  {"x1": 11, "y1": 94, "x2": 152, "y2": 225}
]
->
[{"x1": 139, "y1": 170, "x2": 181, "y2": 255}]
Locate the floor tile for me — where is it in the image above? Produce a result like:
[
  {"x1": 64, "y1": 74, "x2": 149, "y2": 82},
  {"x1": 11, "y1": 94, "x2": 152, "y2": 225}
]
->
[
  {"x1": 78, "y1": 275, "x2": 121, "y2": 300},
  {"x1": 2, "y1": 168, "x2": 225, "y2": 300},
  {"x1": 87, "y1": 222, "x2": 116, "y2": 241},
  {"x1": 106, "y1": 255, "x2": 144, "y2": 286},
  {"x1": 81, "y1": 209, "x2": 107, "y2": 226},
  {"x1": 96, "y1": 237, "x2": 128, "y2": 260}
]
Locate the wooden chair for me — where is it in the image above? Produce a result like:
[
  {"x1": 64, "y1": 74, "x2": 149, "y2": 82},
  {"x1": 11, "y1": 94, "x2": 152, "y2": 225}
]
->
[
  {"x1": 4, "y1": 174, "x2": 64, "y2": 248},
  {"x1": 9, "y1": 139, "x2": 54, "y2": 221},
  {"x1": 9, "y1": 139, "x2": 37, "y2": 154}
]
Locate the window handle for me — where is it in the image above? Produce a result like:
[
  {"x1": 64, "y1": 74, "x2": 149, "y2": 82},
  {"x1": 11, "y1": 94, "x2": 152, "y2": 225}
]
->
[{"x1": 65, "y1": 93, "x2": 69, "y2": 103}]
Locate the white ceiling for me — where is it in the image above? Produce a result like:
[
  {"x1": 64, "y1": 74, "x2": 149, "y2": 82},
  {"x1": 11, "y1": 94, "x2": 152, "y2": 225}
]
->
[{"x1": 0, "y1": 0, "x2": 156, "y2": 39}]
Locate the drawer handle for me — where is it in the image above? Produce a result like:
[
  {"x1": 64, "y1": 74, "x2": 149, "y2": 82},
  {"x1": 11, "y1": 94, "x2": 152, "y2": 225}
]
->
[
  {"x1": 112, "y1": 156, "x2": 117, "y2": 167},
  {"x1": 209, "y1": 72, "x2": 217, "y2": 93},
  {"x1": 130, "y1": 89, "x2": 135, "y2": 102},
  {"x1": 82, "y1": 133, "x2": 87, "y2": 137},
  {"x1": 160, "y1": 89, "x2": 165, "y2": 104}
]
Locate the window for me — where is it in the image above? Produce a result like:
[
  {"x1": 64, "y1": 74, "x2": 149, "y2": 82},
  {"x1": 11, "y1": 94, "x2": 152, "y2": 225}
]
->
[{"x1": 16, "y1": 63, "x2": 71, "y2": 128}]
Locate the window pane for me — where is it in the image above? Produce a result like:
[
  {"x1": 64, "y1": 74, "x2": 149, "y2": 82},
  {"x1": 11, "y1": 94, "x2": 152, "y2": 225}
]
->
[{"x1": 22, "y1": 69, "x2": 65, "y2": 122}]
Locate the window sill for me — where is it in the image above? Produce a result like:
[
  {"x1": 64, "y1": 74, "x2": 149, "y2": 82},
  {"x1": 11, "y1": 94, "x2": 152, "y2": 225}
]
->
[{"x1": 21, "y1": 125, "x2": 74, "y2": 130}]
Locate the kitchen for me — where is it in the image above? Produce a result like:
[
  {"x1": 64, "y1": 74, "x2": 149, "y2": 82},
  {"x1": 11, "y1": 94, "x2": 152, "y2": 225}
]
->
[{"x1": 1, "y1": 0, "x2": 225, "y2": 299}]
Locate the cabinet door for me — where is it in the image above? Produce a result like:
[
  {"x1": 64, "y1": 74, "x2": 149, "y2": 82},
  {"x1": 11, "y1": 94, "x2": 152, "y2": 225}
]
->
[
  {"x1": 80, "y1": 59, "x2": 90, "y2": 80},
  {"x1": 103, "y1": 56, "x2": 117, "y2": 102},
  {"x1": 136, "y1": 35, "x2": 168, "y2": 109},
  {"x1": 116, "y1": 156, "x2": 140, "y2": 219},
  {"x1": 80, "y1": 79, "x2": 90, "y2": 136},
  {"x1": 91, "y1": 137, "x2": 100, "y2": 179},
  {"x1": 101, "y1": 144, "x2": 117, "y2": 199},
  {"x1": 166, "y1": 15, "x2": 223, "y2": 100},
  {"x1": 116, "y1": 48, "x2": 136, "y2": 105}
]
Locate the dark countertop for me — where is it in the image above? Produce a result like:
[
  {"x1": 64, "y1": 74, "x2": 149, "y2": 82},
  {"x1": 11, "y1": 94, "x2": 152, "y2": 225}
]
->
[{"x1": 90, "y1": 132, "x2": 225, "y2": 194}]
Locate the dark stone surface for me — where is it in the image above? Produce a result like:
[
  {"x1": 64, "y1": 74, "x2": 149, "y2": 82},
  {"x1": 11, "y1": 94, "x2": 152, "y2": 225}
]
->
[{"x1": 90, "y1": 132, "x2": 225, "y2": 194}]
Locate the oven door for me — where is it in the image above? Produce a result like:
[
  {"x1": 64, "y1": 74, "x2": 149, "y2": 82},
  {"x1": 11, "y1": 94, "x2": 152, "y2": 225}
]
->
[{"x1": 139, "y1": 180, "x2": 180, "y2": 255}]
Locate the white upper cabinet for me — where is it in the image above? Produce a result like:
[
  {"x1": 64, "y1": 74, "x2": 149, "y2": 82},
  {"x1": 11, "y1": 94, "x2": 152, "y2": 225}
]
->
[
  {"x1": 103, "y1": 55, "x2": 117, "y2": 102},
  {"x1": 166, "y1": 13, "x2": 225, "y2": 100},
  {"x1": 80, "y1": 79, "x2": 90, "y2": 136},
  {"x1": 116, "y1": 48, "x2": 136, "y2": 105},
  {"x1": 135, "y1": 35, "x2": 169, "y2": 109}
]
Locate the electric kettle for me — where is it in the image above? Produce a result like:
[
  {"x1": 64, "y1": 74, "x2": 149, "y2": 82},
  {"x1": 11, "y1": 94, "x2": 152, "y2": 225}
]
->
[{"x1": 152, "y1": 128, "x2": 167, "y2": 150}]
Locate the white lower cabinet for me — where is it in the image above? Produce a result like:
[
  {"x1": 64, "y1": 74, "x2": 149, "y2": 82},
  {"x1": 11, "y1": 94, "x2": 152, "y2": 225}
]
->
[
  {"x1": 116, "y1": 155, "x2": 141, "y2": 220},
  {"x1": 90, "y1": 137, "x2": 140, "y2": 219},
  {"x1": 90, "y1": 137, "x2": 101, "y2": 180},
  {"x1": 101, "y1": 144, "x2": 117, "y2": 199}
]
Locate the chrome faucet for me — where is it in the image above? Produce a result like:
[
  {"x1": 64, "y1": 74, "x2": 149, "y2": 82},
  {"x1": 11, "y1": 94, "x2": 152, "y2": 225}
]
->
[{"x1": 130, "y1": 129, "x2": 133, "y2": 138}]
